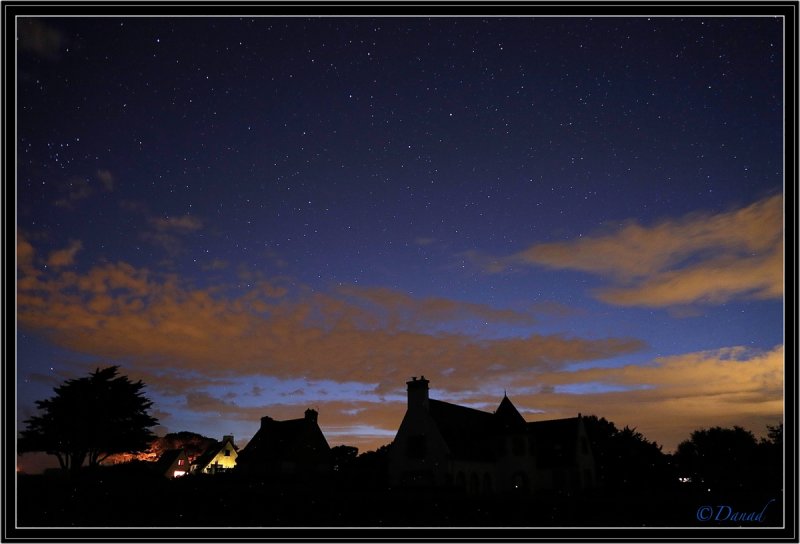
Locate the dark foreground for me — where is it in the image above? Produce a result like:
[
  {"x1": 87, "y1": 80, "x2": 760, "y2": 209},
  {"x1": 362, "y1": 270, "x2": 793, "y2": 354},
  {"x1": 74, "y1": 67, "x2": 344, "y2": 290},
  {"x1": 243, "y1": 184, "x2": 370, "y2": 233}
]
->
[{"x1": 15, "y1": 468, "x2": 783, "y2": 528}]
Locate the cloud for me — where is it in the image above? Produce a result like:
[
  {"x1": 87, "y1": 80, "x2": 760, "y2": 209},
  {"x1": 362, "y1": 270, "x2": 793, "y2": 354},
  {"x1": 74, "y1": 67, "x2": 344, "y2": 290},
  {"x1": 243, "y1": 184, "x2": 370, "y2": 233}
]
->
[
  {"x1": 157, "y1": 343, "x2": 783, "y2": 453},
  {"x1": 46, "y1": 240, "x2": 82, "y2": 269},
  {"x1": 142, "y1": 214, "x2": 203, "y2": 253},
  {"x1": 148, "y1": 215, "x2": 203, "y2": 232},
  {"x1": 475, "y1": 195, "x2": 783, "y2": 308},
  {"x1": 52, "y1": 170, "x2": 116, "y2": 208},
  {"x1": 504, "y1": 344, "x2": 784, "y2": 451},
  {"x1": 202, "y1": 259, "x2": 229, "y2": 271},
  {"x1": 18, "y1": 19, "x2": 64, "y2": 60},
  {"x1": 16, "y1": 238, "x2": 644, "y2": 398},
  {"x1": 53, "y1": 178, "x2": 93, "y2": 208},
  {"x1": 16, "y1": 237, "x2": 781, "y2": 452},
  {"x1": 17, "y1": 233, "x2": 36, "y2": 274},
  {"x1": 336, "y1": 285, "x2": 537, "y2": 329},
  {"x1": 96, "y1": 169, "x2": 115, "y2": 191}
]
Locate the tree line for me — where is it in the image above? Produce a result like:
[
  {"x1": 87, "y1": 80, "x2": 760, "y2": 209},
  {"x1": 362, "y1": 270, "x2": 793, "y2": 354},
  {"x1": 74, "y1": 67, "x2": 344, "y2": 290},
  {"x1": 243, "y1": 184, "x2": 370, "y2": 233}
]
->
[{"x1": 19, "y1": 366, "x2": 784, "y2": 495}]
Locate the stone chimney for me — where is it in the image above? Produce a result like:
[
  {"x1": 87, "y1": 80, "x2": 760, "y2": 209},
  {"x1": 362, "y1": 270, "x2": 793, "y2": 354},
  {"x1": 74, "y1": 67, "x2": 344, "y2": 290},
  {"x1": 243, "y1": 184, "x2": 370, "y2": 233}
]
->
[
  {"x1": 406, "y1": 375, "x2": 430, "y2": 411},
  {"x1": 304, "y1": 408, "x2": 318, "y2": 423},
  {"x1": 223, "y1": 435, "x2": 234, "y2": 445}
]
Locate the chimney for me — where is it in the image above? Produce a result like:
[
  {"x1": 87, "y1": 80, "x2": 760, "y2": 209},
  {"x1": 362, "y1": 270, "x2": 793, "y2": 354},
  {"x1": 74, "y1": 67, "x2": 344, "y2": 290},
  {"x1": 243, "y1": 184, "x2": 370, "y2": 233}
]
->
[
  {"x1": 304, "y1": 408, "x2": 318, "y2": 423},
  {"x1": 260, "y1": 415, "x2": 274, "y2": 429},
  {"x1": 223, "y1": 435, "x2": 233, "y2": 445},
  {"x1": 406, "y1": 375, "x2": 430, "y2": 411}
]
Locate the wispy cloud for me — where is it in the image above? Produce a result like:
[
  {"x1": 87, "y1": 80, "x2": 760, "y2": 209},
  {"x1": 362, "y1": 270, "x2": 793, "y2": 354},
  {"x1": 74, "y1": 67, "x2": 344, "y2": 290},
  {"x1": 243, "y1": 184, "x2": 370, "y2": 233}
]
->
[
  {"x1": 336, "y1": 285, "x2": 537, "y2": 329},
  {"x1": 507, "y1": 344, "x2": 784, "y2": 450},
  {"x1": 16, "y1": 235, "x2": 644, "y2": 398},
  {"x1": 96, "y1": 169, "x2": 115, "y2": 191},
  {"x1": 53, "y1": 170, "x2": 116, "y2": 208},
  {"x1": 46, "y1": 240, "x2": 82, "y2": 269},
  {"x1": 148, "y1": 215, "x2": 203, "y2": 232},
  {"x1": 153, "y1": 343, "x2": 783, "y2": 453},
  {"x1": 142, "y1": 214, "x2": 203, "y2": 253},
  {"x1": 472, "y1": 195, "x2": 783, "y2": 308}
]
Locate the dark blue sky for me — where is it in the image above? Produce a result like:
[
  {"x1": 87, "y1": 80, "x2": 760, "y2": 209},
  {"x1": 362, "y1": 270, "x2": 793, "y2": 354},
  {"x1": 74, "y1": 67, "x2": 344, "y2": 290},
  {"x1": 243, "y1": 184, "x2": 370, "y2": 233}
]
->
[{"x1": 17, "y1": 15, "x2": 785, "y2": 467}]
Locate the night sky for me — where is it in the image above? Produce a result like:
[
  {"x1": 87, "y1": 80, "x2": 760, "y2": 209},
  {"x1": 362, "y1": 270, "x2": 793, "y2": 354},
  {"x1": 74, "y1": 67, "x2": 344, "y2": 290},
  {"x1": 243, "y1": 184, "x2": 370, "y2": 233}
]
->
[{"x1": 16, "y1": 15, "x2": 785, "y2": 471}]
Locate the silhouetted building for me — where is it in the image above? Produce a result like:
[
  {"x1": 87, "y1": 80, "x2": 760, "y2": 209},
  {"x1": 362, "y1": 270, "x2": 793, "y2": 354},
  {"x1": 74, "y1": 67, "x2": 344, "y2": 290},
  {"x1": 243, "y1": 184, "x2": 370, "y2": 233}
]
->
[
  {"x1": 389, "y1": 376, "x2": 595, "y2": 494},
  {"x1": 236, "y1": 409, "x2": 331, "y2": 476},
  {"x1": 192, "y1": 435, "x2": 238, "y2": 474},
  {"x1": 155, "y1": 448, "x2": 190, "y2": 479}
]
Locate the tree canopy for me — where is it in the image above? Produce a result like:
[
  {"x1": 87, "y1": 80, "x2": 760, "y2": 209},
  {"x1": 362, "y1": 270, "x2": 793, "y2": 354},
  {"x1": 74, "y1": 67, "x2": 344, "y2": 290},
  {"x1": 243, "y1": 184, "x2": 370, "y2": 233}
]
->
[
  {"x1": 19, "y1": 366, "x2": 159, "y2": 473},
  {"x1": 674, "y1": 424, "x2": 781, "y2": 492},
  {"x1": 582, "y1": 415, "x2": 671, "y2": 489}
]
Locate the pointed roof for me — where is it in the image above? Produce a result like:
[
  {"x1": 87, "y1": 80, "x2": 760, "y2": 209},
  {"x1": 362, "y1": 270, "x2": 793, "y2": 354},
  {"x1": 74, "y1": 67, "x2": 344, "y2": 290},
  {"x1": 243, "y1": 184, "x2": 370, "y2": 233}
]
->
[
  {"x1": 193, "y1": 437, "x2": 237, "y2": 470},
  {"x1": 154, "y1": 448, "x2": 188, "y2": 474},
  {"x1": 494, "y1": 394, "x2": 526, "y2": 430}
]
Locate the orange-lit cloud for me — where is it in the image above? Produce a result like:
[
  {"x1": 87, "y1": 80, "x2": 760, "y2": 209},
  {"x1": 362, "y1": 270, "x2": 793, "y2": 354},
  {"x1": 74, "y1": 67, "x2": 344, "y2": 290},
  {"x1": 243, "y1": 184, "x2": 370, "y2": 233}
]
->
[
  {"x1": 473, "y1": 195, "x2": 783, "y2": 308},
  {"x1": 16, "y1": 235, "x2": 644, "y2": 397},
  {"x1": 165, "y1": 343, "x2": 783, "y2": 453},
  {"x1": 17, "y1": 234, "x2": 782, "y2": 454},
  {"x1": 46, "y1": 240, "x2": 83, "y2": 269},
  {"x1": 504, "y1": 344, "x2": 784, "y2": 451},
  {"x1": 148, "y1": 215, "x2": 203, "y2": 232},
  {"x1": 336, "y1": 285, "x2": 537, "y2": 328}
]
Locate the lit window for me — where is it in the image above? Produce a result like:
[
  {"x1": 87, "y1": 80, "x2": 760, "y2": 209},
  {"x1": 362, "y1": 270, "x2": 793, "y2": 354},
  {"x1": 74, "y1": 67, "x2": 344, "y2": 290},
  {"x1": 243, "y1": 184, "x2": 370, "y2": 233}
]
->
[{"x1": 177, "y1": 459, "x2": 185, "y2": 466}]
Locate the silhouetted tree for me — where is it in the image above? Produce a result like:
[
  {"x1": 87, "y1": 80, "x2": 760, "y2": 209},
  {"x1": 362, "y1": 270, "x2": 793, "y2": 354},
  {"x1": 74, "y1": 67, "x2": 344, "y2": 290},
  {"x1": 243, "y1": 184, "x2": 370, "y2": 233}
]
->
[
  {"x1": 331, "y1": 445, "x2": 358, "y2": 472},
  {"x1": 19, "y1": 366, "x2": 158, "y2": 474},
  {"x1": 582, "y1": 415, "x2": 670, "y2": 489},
  {"x1": 349, "y1": 443, "x2": 391, "y2": 489},
  {"x1": 674, "y1": 426, "x2": 759, "y2": 492},
  {"x1": 756, "y1": 422, "x2": 783, "y2": 491}
]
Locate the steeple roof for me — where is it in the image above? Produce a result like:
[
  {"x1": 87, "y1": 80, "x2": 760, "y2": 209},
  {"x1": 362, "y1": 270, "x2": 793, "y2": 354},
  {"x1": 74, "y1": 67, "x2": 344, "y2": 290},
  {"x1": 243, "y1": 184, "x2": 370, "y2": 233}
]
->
[{"x1": 494, "y1": 394, "x2": 526, "y2": 429}]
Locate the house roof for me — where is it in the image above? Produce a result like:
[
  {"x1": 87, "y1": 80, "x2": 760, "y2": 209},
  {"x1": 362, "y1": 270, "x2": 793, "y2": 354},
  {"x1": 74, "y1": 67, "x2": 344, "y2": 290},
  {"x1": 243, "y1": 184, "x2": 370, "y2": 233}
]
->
[
  {"x1": 192, "y1": 439, "x2": 232, "y2": 470},
  {"x1": 154, "y1": 448, "x2": 186, "y2": 473},
  {"x1": 428, "y1": 399, "x2": 495, "y2": 462},
  {"x1": 528, "y1": 417, "x2": 582, "y2": 468},
  {"x1": 420, "y1": 394, "x2": 583, "y2": 466},
  {"x1": 237, "y1": 415, "x2": 330, "y2": 468},
  {"x1": 495, "y1": 394, "x2": 527, "y2": 430}
]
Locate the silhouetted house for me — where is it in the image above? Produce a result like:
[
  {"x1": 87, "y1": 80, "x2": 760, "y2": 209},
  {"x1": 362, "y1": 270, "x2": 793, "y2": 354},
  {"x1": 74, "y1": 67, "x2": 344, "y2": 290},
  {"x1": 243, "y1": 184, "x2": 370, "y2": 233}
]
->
[
  {"x1": 192, "y1": 435, "x2": 238, "y2": 474},
  {"x1": 155, "y1": 448, "x2": 190, "y2": 479},
  {"x1": 389, "y1": 376, "x2": 595, "y2": 494},
  {"x1": 236, "y1": 409, "x2": 331, "y2": 476},
  {"x1": 529, "y1": 417, "x2": 594, "y2": 492}
]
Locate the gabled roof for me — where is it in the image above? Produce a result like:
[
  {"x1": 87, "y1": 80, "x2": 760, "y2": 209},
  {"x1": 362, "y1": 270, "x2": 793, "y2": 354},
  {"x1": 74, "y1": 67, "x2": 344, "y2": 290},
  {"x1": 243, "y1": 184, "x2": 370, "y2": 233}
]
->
[
  {"x1": 154, "y1": 448, "x2": 187, "y2": 473},
  {"x1": 428, "y1": 399, "x2": 495, "y2": 461},
  {"x1": 237, "y1": 415, "x2": 330, "y2": 468},
  {"x1": 420, "y1": 393, "x2": 583, "y2": 466},
  {"x1": 192, "y1": 439, "x2": 232, "y2": 470}
]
